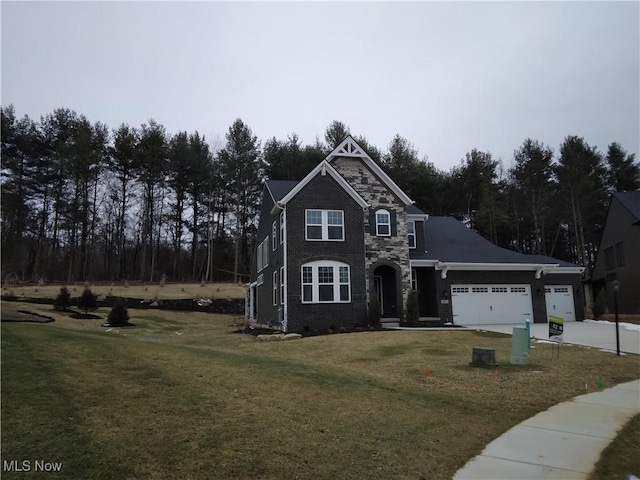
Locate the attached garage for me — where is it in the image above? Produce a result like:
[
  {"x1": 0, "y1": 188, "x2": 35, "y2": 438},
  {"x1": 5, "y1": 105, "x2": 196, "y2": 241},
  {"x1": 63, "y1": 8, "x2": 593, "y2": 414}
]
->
[
  {"x1": 545, "y1": 285, "x2": 576, "y2": 322},
  {"x1": 451, "y1": 284, "x2": 533, "y2": 325}
]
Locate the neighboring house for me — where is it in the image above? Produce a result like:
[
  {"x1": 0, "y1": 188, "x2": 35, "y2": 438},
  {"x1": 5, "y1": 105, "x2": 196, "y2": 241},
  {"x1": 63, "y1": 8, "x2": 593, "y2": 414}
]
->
[
  {"x1": 247, "y1": 136, "x2": 585, "y2": 332},
  {"x1": 590, "y1": 191, "x2": 640, "y2": 314}
]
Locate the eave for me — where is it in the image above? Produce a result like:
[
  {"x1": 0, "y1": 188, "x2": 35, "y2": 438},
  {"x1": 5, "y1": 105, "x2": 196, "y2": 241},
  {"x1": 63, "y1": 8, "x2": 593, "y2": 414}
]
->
[{"x1": 410, "y1": 260, "x2": 584, "y2": 279}]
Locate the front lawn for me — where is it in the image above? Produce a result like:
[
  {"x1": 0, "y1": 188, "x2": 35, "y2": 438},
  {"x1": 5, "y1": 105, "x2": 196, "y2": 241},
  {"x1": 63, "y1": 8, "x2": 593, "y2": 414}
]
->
[{"x1": 2, "y1": 301, "x2": 638, "y2": 479}]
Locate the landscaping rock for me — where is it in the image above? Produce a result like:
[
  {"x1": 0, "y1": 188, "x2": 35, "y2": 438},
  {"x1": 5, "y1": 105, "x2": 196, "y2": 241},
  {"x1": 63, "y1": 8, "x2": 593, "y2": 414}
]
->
[{"x1": 283, "y1": 333, "x2": 302, "y2": 341}]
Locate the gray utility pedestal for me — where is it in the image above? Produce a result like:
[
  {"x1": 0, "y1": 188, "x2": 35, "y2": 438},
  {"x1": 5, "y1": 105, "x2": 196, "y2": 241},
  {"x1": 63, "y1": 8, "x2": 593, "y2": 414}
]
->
[{"x1": 511, "y1": 327, "x2": 529, "y2": 365}]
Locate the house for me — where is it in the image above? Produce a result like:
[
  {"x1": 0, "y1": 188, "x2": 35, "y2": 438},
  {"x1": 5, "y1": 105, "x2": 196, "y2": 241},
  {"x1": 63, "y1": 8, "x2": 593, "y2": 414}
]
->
[
  {"x1": 589, "y1": 191, "x2": 640, "y2": 314},
  {"x1": 247, "y1": 136, "x2": 585, "y2": 332}
]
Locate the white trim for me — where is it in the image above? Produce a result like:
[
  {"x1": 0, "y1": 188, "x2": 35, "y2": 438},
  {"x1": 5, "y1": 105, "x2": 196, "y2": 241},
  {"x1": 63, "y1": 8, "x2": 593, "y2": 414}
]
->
[
  {"x1": 277, "y1": 160, "x2": 369, "y2": 209},
  {"x1": 375, "y1": 209, "x2": 391, "y2": 237},
  {"x1": 272, "y1": 221, "x2": 277, "y2": 251},
  {"x1": 305, "y1": 209, "x2": 345, "y2": 241},
  {"x1": 408, "y1": 213, "x2": 429, "y2": 222},
  {"x1": 280, "y1": 266, "x2": 285, "y2": 306},
  {"x1": 545, "y1": 267, "x2": 585, "y2": 275},
  {"x1": 272, "y1": 270, "x2": 278, "y2": 306},
  {"x1": 282, "y1": 208, "x2": 288, "y2": 331},
  {"x1": 301, "y1": 260, "x2": 351, "y2": 304},
  {"x1": 410, "y1": 259, "x2": 583, "y2": 274},
  {"x1": 326, "y1": 136, "x2": 413, "y2": 206},
  {"x1": 407, "y1": 220, "x2": 416, "y2": 249},
  {"x1": 279, "y1": 211, "x2": 284, "y2": 245}
]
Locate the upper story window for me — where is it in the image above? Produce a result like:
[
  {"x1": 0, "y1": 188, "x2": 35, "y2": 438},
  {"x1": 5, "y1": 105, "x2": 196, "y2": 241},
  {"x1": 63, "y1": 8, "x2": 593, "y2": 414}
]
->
[
  {"x1": 257, "y1": 237, "x2": 269, "y2": 272},
  {"x1": 407, "y1": 220, "x2": 416, "y2": 249},
  {"x1": 615, "y1": 242, "x2": 625, "y2": 267},
  {"x1": 301, "y1": 260, "x2": 351, "y2": 304},
  {"x1": 370, "y1": 208, "x2": 397, "y2": 237},
  {"x1": 376, "y1": 209, "x2": 391, "y2": 236},
  {"x1": 279, "y1": 211, "x2": 285, "y2": 245},
  {"x1": 272, "y1": 221, "x2": 277, "y2": 251},
  {"x1": 606, "y1": 242, "x2": 626, "y2": 270},
  {"x1": 305, "y1": 209, "x2": 344, "y2": 241}
]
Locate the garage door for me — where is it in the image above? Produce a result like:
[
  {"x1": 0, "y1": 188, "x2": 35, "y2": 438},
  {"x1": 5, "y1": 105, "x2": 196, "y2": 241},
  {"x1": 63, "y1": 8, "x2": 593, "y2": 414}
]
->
[
  {"x1": 451, "y1": 284, "x2": 533, "y2": 325},
  {"x1": 545, "y1": 285, "x2": 575, "y2": 322}
]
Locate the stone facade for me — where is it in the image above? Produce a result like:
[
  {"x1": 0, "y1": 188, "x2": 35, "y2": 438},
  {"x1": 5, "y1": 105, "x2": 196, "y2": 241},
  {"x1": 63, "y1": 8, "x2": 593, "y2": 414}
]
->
[{"x1": 332, "y1": 156, "x2": 411, "y2": 319}]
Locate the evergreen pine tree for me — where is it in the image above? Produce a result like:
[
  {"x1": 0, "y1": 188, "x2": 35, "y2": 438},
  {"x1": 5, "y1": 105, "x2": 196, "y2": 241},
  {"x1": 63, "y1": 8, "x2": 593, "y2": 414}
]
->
[
  {"x1": 53, "y1": 286, "x2": 71, "y2": 311},
  {"x1": 78, "y1": 287, "x2": 98, "y2": 314},
  {"x1": 107, "y1": 301, "x2": 130, "y2": 325}
]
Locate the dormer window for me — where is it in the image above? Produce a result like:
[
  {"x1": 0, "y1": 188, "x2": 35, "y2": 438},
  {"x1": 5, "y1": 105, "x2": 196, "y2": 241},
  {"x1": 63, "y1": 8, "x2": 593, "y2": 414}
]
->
[{"x1": 376, "y1": 209, "x2": 391, "y2": 236}]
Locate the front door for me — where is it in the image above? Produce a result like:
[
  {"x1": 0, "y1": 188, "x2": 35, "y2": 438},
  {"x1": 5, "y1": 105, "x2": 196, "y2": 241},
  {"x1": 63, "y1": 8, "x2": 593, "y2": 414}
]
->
[
  {"x1": 373, "y1": 265, "x2": 398, "y2": 318},
  {"x1": 374, "y1": 275, "x2": 384, "y2": 316}
]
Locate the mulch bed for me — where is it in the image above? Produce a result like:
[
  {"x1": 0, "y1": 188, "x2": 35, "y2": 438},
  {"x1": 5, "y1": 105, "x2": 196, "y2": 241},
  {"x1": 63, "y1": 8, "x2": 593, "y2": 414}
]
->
[
  {"x1": 1, "y1": 309, "x2": 55, "y2": 323},
  {"x1": 70, "y1": 313, "x2": 103, "y2": 319},
  {"x1": 102, "y1": 322, "x2": 135, "y2": 328}
]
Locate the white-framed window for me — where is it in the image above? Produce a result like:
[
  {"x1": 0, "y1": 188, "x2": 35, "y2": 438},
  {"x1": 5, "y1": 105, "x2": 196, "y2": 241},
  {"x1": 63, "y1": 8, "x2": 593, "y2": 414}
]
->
[
  {"x1": 279, "y1": 211, "x2": 285, "y2": 245},
  {"x1": 301, "y1": 260, "x2": 351, "y2": 303},
  {"x1": 376, "y1": 209, "x2": 391, "y2": 236},
  {"x1": 280, "y1": 266, "x2": 285, "y2": 305},
  {"x1": 407, "y1": 220, "x2": 416, "y2": 248},
  {"x1": 264, "y1": 238, "x2": 269, "y2": 267},
  {"x1": 273, "y1": 271, "x2": 278, "y2": 306},
  {"x1": 272, "y1": 221, "x2": 277, "y2": 251},
  {"x1": 305, "y1": 209, "x2": 344, "y2": 241},
  {"x1": 257, "y1": 237, "x2": 269, "y2": 272}
]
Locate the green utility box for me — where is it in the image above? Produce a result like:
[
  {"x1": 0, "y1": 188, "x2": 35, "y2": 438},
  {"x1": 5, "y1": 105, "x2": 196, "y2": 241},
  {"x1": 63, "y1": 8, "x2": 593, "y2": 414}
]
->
[{"x1": 511, "y1": 327, "x2": 529, "y2": 365}]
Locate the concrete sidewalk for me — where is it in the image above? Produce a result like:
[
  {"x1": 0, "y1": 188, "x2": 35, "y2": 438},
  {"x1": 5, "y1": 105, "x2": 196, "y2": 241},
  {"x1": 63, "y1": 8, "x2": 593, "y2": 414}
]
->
[
  {"x1": 453, "y1": 379, "x2": 640, "y2": 480},
  {"x1": 467, "y1": 321, "x2": 640, "y2": 355}
]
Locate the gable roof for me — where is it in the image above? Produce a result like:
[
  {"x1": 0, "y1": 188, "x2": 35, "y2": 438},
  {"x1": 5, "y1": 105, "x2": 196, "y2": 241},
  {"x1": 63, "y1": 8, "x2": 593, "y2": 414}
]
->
[
  {"x1": 325, "y1": 136, "x2": 414, "y2": 206},
  {"x1": 613, "y1": 191, "x2": 640, "y2": 223},
  {"x1": 411, "y1": 216, "x2": 583, "y2": 277},
  {"x1": 270, "y1": 160, "x2": 369, "y2": 212},
  {"x1": 265, "y1": 180, "x2": 298, "y2": 203}
]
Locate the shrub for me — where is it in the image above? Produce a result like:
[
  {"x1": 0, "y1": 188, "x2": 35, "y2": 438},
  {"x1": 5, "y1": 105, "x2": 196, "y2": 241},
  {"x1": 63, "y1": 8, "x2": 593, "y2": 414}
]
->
[
  {"x1": 78, "y1": 287, "x2": 98, "y2": 314},
  {"x1": 53, "y1": 286, "x2": 71, "y2": 311},
  {"x1": 592, "y1": 289, "x2": 607, "y2": 320},
  {"x1": 368, "y1": 293, "x2": 381, "y2": 327},
  {"x1": 107, "y1": 301, "x2": 130, "y2": 325},
  {"x1": 406, "y1": 290, "x2": 419, "y2": 323}
]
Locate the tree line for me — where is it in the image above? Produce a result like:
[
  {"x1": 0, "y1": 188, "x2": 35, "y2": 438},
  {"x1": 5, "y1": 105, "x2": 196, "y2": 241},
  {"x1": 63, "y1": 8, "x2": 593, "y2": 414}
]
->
[{"x1": 2, "y1": 106, "x2": 638, "y2": 284}]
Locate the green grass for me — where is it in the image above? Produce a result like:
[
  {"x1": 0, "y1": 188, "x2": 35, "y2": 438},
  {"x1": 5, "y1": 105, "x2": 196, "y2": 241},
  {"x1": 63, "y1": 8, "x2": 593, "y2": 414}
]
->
[{"x1": 2, "y1": 302, "x2": 639, "y2": 479}]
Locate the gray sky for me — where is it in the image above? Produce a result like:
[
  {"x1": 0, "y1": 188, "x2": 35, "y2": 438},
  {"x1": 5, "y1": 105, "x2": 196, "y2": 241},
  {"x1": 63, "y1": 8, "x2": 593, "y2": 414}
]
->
[{"x1": 2, "y1": 1, "x2": 638, "y2": 171}]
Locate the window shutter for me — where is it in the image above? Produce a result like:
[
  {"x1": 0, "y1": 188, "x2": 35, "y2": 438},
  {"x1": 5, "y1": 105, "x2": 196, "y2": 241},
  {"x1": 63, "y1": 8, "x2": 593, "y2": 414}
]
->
[
  {"x1": 390, "y1": 210, "x2": 397, "y2": 236},
  {"x1": 369, "y1": 209, "x2": 376, "y2": 235}
]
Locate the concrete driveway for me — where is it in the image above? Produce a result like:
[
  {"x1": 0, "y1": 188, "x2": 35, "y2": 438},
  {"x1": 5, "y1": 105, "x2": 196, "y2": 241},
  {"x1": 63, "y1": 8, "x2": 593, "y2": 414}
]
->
[{"x1": 465, "y1": 320, "x2": 640, "y2": 355}]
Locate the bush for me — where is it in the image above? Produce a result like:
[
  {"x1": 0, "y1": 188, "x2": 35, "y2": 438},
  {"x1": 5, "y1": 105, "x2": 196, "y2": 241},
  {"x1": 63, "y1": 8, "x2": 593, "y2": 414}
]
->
[
  {"x1": 406, "y1": 290, "x2": 419, "y2": 323},
  {"x1": 368, "y1": 292, "x2": 381, "y2": 327},
  {"x1": 53, "y1": 286, "x2": 71, "y2": 311},
  {"x1": 592, "y1": 289, "x2": 607, "y2": 320},
  {"x1": 107, "y1": 301, "x2": 130, "y2": 325},
  {"x1": 78, "y1": 287, "x2": 98, "y2": 314}
]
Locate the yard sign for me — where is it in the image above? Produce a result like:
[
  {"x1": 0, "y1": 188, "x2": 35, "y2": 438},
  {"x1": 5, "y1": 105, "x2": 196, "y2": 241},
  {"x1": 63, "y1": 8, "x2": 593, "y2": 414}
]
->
[{"x1": 549, "y1": 315, "x2": 564, "y2": 343}]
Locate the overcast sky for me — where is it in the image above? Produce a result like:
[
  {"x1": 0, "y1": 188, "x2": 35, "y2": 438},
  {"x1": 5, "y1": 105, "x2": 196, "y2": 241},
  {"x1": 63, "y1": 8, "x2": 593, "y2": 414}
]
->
[{"x1": 2, "y1": 1, "x2": 638, "y2": 171}]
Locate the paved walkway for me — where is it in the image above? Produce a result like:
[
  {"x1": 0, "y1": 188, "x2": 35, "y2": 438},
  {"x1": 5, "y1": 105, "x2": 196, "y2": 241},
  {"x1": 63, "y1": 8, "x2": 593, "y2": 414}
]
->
[
  {"x1": 466, "y1": 321, "x2": 640, "y2": 355},
  {"x1": 453, "y1": 379, "x2": 640, "y2": 480}
]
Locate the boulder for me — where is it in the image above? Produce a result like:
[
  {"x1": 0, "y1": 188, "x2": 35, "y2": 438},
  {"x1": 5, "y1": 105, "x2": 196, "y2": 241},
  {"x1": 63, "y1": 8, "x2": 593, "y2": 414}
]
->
[{"x1": 283, "y1": 333, "x2": 302, "y2": 341}]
